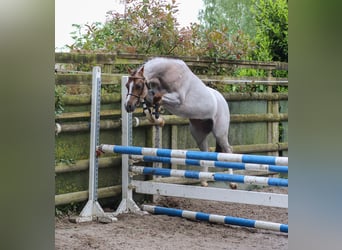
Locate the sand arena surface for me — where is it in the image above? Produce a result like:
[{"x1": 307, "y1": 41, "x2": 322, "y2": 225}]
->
[{"x1": 55, "y1": 187, "x2": 288, "y2": 250}]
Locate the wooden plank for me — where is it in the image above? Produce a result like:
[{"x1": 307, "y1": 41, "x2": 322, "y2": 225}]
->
[
  {"x1": 55, "y1": 73, "x2": 122, "y2": 85},
  {"x1": 198, "y1": 75, "x2": 288, "y2": 83},
  {"x1": 58, "y1": 92, "x2": 287, "y2": 107},
  {"x1": 56, "y1": 72, "x2": 288, "y2": 87},
  {"x1": 223, "y1": 92, "x2": 288, "y2": 101},
  {"x1": 55, "y1": 53, "x2": 288, "y2": 71},
  {"x1": 55, "y1": 156, "x2": 121, "y2": 174},
  {"x1": 55, "y1": 110, "x2": 121, "y2": 120},
  {"x1": 55, "y1": 185, "x2": 122, "y2": 206}
]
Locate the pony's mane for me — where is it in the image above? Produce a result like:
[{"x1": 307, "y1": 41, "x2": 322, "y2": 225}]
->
[
  {"x1": 145, "y1": 57, "x2": 186, "y2": 67},
  {"x1": 143, "y1": 57, "x2": 188, "y2": 79}
]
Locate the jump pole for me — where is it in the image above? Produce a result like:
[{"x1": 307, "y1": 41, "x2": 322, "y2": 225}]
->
[
  {"x1": 131, "y1": 155, "x2": 288, "y2": 173},
  {"x1": 130, "y1": 166, "x2": 288, "y2": 187},
  {"x1": 142, "y1": 205, "x2": 288, "y2": 233},
  {"x1": 99, "y1": 144, "x2": 288, "y2": 166}
]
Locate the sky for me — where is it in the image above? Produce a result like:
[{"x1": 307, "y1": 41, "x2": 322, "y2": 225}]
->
[{"x1": 55, "y1": 0, "x2": 204, "y2": 51}]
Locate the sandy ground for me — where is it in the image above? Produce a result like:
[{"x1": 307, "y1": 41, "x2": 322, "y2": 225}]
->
[{"x1": 55, "y1": 187, "x2": 288, "y2": 250}]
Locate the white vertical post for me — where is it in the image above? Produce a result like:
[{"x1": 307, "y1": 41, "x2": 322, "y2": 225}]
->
[
  {"x1": 88, "y1": 66, "x2": 101, "y2": 202},
  {"x1": 76, "y1": 67, "x2": 117, "y2": 223},
  {"x1": 114, "y1": 76, "x2": 141, "y2": 215}
]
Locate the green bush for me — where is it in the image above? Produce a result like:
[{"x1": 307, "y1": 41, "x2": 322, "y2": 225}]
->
[{"x1": 251, "y1": 0, "x2": 288, "y2": 62}]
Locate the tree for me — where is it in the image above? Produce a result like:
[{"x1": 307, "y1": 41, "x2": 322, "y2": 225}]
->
[
  {"x1": 198, "y1": 0, "x2": 256, "y2": 37},
  {"x1": 68, "y1": 0, "x2": 180, "y2": 54},
  {"x1": 251, "y1": 0, "x2": 288, "y2": 62},
  {"x1": 67, "y1": 0, "x2": 252, "y2": 61},
  {"x1": 198, "y1": 0, "x2": 288, "y2": 62}
]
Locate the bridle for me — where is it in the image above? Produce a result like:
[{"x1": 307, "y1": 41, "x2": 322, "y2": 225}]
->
[
  {"x1": 126, "y1": 76, "x2": 149, "y2": 103},
  {"x1": 126, "y1": 75, "x2": 161, "y2": 119}
]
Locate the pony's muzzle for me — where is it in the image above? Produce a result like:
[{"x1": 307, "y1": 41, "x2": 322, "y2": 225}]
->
[
  {"x1": 124, "y1": 97, "x2": 138, "y2": 112},
  {"x1": 125, "y1": 102, "x2": 136, "y2": 113}
]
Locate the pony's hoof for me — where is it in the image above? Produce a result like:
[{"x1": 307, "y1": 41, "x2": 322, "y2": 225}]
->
[
  {"x1": 201, "y1": 181, "x2": 209, "y2": 187},
  {"x1": 229, "y1": 182, "x2": 238, "y2": 189},
  {"x1": 158, "y1": 118, "x2": 165, "y2": 127}
]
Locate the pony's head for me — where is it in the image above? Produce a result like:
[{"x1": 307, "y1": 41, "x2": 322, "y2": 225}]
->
[{"x1": 124, "y1": 66, "x2": 148, "y2": 112}]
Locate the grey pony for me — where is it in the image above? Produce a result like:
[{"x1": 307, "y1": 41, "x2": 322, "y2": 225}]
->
[{"x1": 124, "y1": 57, "x2": 236, "y2": 188}]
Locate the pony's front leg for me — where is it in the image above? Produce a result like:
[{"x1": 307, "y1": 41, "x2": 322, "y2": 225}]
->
[
  {"x1": 147, "y1": 91, "x2": 181, "y2": 108},
  {"x1": 160, "y1": 92, "x2": 181, "y2": 106},
  {"x1": 151, "y1": 92, "x2": 181, "y2": 119}
]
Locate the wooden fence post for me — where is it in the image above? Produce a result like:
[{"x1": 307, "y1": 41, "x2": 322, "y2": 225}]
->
[
  {"x1": 267, "y1": 69, "x2": 279, "y2": 156},
  {"x1": 171, "y1": 125, "x2": 178, "y2": 169},
  {"x1": 103, "y1": 64, "x2": 113, "y2": 74}
]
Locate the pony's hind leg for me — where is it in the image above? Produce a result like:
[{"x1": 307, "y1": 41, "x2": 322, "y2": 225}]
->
[
  {"x1": 215, "y1": 137, "x2": 237, "y2": 189},
  {"x1": 189, "y1": 119, "x2": 212, "y2": 187}
]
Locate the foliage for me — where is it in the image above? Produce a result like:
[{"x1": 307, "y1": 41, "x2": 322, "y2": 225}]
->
[
  {"x1": 219, "y1": 82, "x2": 268, "y2": 93},
  {"x1": 198, "y1": 0, "x2": 256, "y2": 37},
  {"x1": 276, "y1": 85, "x2": 288, "y2": 92},
  {"x1": 55, "y1": 158, "x2": 76, "y2": 165},
  {"x1": 69, "y1": 0, "x2": 180, "y2": 54},
  {"x1": 66, "y1": 0, "x2": 287, "y2": 81},
  {"x1": 55, "y1": 203, "x2": 81, "y2": 216},
  {"x1": 251, "y1": 0, "x2": 288, "y2": 62},
  {"x1": 55, "y1": 85, "x2": 66, "y2": 115},
  {"x1": 102, "y1": 84, "x2": 120, "y2": 94},
  {"x1": 198, "y1": 0, "x2": 288, "y2": 63},
  {"x1": 67, "y1": 0, "x2": 252, "y2": 61}
]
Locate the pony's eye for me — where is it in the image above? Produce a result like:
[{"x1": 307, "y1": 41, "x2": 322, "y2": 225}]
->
[{"x1": 135, "y1": 84, "x2": 142, "y2": 90}]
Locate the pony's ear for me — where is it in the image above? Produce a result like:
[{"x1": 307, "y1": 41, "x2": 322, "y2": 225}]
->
[
  {"x1": 139, "y1": 66, "x2": 144, "y2": 75},
  {"x1": 127, "y1": 67, "x2": 132, "y2": 75}
]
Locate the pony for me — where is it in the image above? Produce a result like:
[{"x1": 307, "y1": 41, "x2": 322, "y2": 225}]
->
[{"x1": 124, "y1": 57, "x2": 236, "y2": 188}]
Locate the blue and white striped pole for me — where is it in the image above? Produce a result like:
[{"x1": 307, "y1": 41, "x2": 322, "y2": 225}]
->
[
  {"x1": 131, "y1": 166, "x2": 288, "y2": 187},
  {"x1": 142, "y1": 205, "x2": 288, "y2": 233},
  {"x1": 132, "y1": 155, "x2": 288, "y2": 173},
  {"x1": 99, "y1": 144, "x2": 288, "y2": 166}
]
